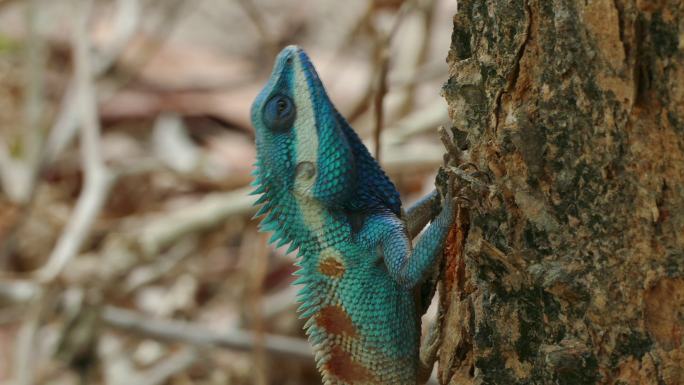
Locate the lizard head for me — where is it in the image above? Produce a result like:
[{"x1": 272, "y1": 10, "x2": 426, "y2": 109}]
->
[
  {"x1": 251, "y1": 45, "x2": 357, "y2": 207},
  {"x1": 251, "y1": 45, "x2": 402, "y2": 225}
]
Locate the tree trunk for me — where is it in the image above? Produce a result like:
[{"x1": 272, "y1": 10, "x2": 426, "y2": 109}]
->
[{"x1": 437, "y1": 1, "x2": 684, "y2": 384}]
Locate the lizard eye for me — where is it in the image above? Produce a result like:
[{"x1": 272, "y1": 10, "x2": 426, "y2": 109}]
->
[{"x1": 263, "y1": 94, "x2": 296, "y2": 131}]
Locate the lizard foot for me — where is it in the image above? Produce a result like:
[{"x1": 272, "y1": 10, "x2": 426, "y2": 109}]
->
[{"x1": 436, "y1": 127, "x2": 494, "y2": 213}]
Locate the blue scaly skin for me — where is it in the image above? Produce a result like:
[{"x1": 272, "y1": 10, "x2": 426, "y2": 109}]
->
[{"x1": 250, "y1": 45, "x2": 454, "y2": 385}]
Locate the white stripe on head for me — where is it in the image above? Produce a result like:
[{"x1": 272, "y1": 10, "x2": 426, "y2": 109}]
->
[
  {"x1": 291, "y1": 51, "x2": 326, "y2": 238},
  {"x1": 292, "y1": 53, "x2": 319, "y2": 195}
]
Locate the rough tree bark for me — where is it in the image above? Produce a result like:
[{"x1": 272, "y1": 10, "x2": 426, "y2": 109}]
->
[{"x1": 437, "y1": 1, "x2": 683, "y2": 384}]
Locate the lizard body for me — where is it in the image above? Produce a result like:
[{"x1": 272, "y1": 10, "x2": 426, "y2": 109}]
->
[{"x1": 250, "y1": 45, "x2": 454, "y2": 385}]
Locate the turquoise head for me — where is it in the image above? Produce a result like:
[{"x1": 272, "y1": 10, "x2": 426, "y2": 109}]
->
[
  {"x1": 251, "y1": 46, "x2": 401, "y2": 217},
  {"x1": 251, "y1": 45, "x2": 356, "y2": 208}
]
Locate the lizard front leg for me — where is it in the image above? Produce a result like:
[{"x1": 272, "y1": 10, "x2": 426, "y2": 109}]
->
[
  {"x1": 403, "y1": 182, "x2": 457, "y2": 384},
  {"x1": 362, "y1": 194, "x2": 454, "y2": 291},
  {"x1": 357, "y1": 201, "x2": 453, "y2": 384},
  {"x1": 404, "y1": 188, "x2": 446, "y2": 315}
]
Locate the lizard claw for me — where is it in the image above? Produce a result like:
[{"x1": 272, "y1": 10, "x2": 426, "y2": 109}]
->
[
  {"x1": 434, "y1": 167, "x2": 456, "y2": 211},
  {"x1": 438, "y1": 126, "x2": 460, "y2": 168},
  {"x1": 446, "y1": 165, "x2": 490, "y2": 191},
  {"x1": 435, "y1": 127, "x2": 496, "y2": 213}
]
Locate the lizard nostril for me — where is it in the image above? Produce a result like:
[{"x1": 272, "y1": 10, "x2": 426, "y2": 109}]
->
[{"x1": 295, "y1": 161, "x2": 316, "y2": 181}]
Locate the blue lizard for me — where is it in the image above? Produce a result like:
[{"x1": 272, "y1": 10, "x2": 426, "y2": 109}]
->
[{"x1": 250, "y1": 45, "x2": 455, "y2": 384}]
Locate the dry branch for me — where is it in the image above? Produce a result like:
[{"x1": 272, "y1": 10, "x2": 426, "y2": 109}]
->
[
  {"x1": 44, "y1": 0, "x2": 141, "y2": 161},
  {"x1": 126, "y1": 348, "x2": 199, "y2": 385},
  {"x1": 36, "y1": 0, "x2": 113, "y2": 282},
  {"x1": 102, "y1": 306, "x2": 313, "y2": 361},
  {"x1": 136, "y1": 186, "x2": 256, "y2": 256}
]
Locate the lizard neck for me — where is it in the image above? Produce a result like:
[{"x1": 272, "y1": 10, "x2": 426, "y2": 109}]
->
[{"x1": 252, "y1": 162, "x2": 348, "y2": 257}]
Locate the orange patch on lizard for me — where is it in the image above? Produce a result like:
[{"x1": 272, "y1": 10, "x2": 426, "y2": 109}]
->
[
  {"x1": 325, "y1": 345, "x2": 376, "y2": 383},
  {"x1": 318, "y1": 251, "x2": 345, "y2": 278},
  {"x1": 316, "y1": 305, "x2": 358, "y2": 337}
]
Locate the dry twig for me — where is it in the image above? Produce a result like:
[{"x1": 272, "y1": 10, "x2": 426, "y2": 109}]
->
[
  {"x1": 136, "y1": 186, "x2": 256, "y2": 257},
  {"x1": 127, "y1": 348, "x2": 199, "y2": 385},
  {"x1": 45, "y1": 0, "x2": 141, "y2": 162},
  {"x1": 371, "y1": 2, "x2": 411, "y2": 161},
  {"x1": 36, "y1": 0, "x2": 114, "y2": 282},
  {"x1": 102, "y1": 306, "x2": 313, "y2": 361}
]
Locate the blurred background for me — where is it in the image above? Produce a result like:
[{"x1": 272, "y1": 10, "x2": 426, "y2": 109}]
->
[{"x1": 0, "y1": 0, "x2": 457, "y2": 383}]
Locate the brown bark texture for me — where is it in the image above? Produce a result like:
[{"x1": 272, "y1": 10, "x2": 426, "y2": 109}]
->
[{"x1": 437, "y1": 1, "x2": 684, "y2": 384}]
